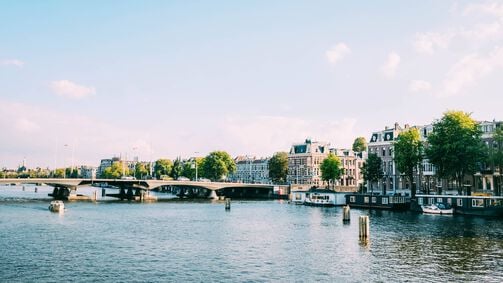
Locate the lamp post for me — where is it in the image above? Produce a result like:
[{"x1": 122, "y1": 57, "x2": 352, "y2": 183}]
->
[{"x1": 194, "y1": 152, "x2": 199, "y2": 182}]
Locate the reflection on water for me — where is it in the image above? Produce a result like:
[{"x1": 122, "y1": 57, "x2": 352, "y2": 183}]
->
[{"x1": 0, "y1": 185, "x2": 502, "y2": 282}]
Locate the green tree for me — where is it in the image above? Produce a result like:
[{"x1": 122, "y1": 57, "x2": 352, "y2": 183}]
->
[
  {"x1": 320, "y1": 153, "x2": 343, "y2": 189},
  {"x1": 181, "y1": 157, "x2": 204, "y2": 180},
  {"x1": 491, "y1": 127, "x2": 503, "y2": 195},
  {"x1": 102, "y1": 162, "x2": 130, "y2": 179},
  {"x1": 170, "y1": 158, "x2": 183, "y2": 180},
  {"x1": 425, "y1": 111, "x2": 485, "y2": 195},
  {"x1": 394, "y1": 128, "x2": 423, "y2": 198},
  {"x1": 362, "y1": 153, "x2": 384, "y2": 194},
  {"x1": 53, "y1": 168, "x2": 65, "y2": 178},
  {"x1": 134, "y1": 163, "x2": 149, "y2": 179},
  {"x1": 268, "y1": 152, "x2": 288, "y2": 184},
  {"x1": 352, "y1": 137, "x2": 367, "y2": 153},
  {"x1": 201, "y1": 151, "x2": 236, "y2": 181},
  {"x1": 154, "y1": 159, "x2": 173, "y2": 179}
]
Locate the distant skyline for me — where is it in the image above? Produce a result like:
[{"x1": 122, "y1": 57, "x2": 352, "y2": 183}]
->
[{"x1": 1, "y1": 1, "x2": 503, "y2": 168}]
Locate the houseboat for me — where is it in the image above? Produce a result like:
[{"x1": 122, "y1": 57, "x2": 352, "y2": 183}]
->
[
  {"x1": 412, "y1": 194, "x2": 503, "y2": 217},
  {"x1": 291, "y1": 188, "x2": 346, "y2": 207},
  {"x1": 48, "y1": 200, "x2": 65, "y2": 213},
  {"x1": 345, "y1": 193, "x2": 410, "y2": 210}
]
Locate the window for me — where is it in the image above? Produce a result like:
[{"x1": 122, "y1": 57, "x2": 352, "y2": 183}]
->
[
  {"x1": 437, "y1": 198, "x2": 443, "y2": 203},
  {"x1": 372, "y1": 197, "x2": 377, "y2": 203},
  {"x1": 364, "y1": 197, "x2": 369, "y2": 203},
  {"x1": 457, "y1": 199, "x2": 463, "y2": 207},
  {"x1": 382, "y1": 197, "x2": 388, "y2": 205},
  {"x1": 429, "y1": 198, "x2": 434, "y2": 204},
  {"x1": 472, "y1": 199, "x2": 484, "y2": 207},
  {"x1": 418, "y1": 198, "x2": 423, "y2": 205},
  {"x1": 295, "y1": 194, "x2": 301, "y2": 200},
  {"x1": 350, "y1": 196, "x2": 356, "y2": 203},
  {"x1": 447, "y1": 198, "x2": 452, "y2": 204}
]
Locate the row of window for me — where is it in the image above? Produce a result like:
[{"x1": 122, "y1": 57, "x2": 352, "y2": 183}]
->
[{"x1": 417, "y1": 197, "x2": 499, "y2": 208}]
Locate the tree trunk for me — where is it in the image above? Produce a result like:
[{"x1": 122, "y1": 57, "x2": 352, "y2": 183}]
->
[{"x1": 409, "y1": 175, "x2": 416, "y2": 199}]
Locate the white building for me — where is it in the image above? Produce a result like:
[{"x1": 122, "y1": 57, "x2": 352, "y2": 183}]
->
[
  {"x1": 287, "y1": 139, "x2": 329, "y2": 190},
  {"x1": 230, "y1": 156, "x2": 271, "y2": 184}
]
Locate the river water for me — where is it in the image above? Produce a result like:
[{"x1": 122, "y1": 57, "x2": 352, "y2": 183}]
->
[{"x1": 1, "y1": 185, "x2": 502, "y2": 282}]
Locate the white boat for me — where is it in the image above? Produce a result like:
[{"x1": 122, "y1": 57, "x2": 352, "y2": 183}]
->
[
  {"x1": 421, "y1": 203, "x2": 453, "y2": 214},
  {"x1": 48, "y1": 200, "x2": 65, "y2": 213}
]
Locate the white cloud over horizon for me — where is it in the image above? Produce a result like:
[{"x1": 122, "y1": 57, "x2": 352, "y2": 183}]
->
[
  {"x1": 409, "y1": 80, "x2": 432, "y2": 92},
  {"x1": 1, "y1": 59, "x2": 24, "y2": 67},
  {"x1": 380, "y1": 52, "x2": 400, "y2": 79},
  {"x1": 326, "y1": 43, "x2": 351, "y2": 65},
  {"x1": 50, "y1": 80, "x2": 96, "y2": 99}
]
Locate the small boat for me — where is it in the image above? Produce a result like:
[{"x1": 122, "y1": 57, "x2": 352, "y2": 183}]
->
[
  {"x1": 48, "y1": 200, "x2": 65, "y2": 213},
  {"x1": 421, "y1": 203, "x2": 453, "y2": 215}
]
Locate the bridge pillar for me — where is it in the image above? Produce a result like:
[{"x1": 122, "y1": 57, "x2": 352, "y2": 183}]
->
[
  {"x1": 208, "y1": 190, "x2": 218, "y2": 199},
  {"x1": 126, "y1": 188, "x2": 134, "y2": 200}
]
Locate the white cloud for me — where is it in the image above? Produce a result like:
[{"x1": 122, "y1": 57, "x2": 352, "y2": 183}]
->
[
  {"x1": 413, "y1": 32, "x2": 453, "y2": 54},
  {"x1": 1, "y1": 59, "x2": 25, "y2": 67},
  {"x1": 464, "y1": 2, "x2": 503, "y2": 18},
  {"x1": 50, "y1": 80, "x2": 96, "y2": 99},
  {"x1": 326, "y1": 43, "x2": 351, "y2": 65},
  {"x1": 439, "y1": 47, "x2": 503, "y2": 97},
  {"x1": 218, "y1": 115, "x2": 358, "y2": 156},
  {"x1": 409, "y1": 80, "x2": 432, "y2": 92},
  {"x1": 380, "y1": 52, "x2": 400, "y2": 79}
]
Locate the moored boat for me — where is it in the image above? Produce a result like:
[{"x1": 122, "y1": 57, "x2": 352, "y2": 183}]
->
[
  {"x1": 48, "y1": 200, "x2": 65, "y2": 213},
  {"x1": 421, "y1": 203, "x2": 453, "y2": 214}
]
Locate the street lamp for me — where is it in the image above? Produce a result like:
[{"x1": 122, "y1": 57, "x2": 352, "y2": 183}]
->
[{"x1": 193, "y1": 152, "x2": 199, "y2": 181}]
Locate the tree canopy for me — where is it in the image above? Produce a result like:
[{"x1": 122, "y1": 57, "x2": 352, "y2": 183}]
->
[
  {"x1": 493, "y1": 127, "x2": 503, "y2": 173},
  {"x1": 102, "y1": 162, "x2": 129, "y2": 179},
  {"x1": 352, "y1": 137, "x2": 367, "y2": 153},
  {"x1": 170, "y1": 158, "x2": 183, "y2": 180},
  {"x1": 394, "y1": 128, "x2": 423, "y2": 198},
  {"x1": 134, "y1": 163, "x2": 149, "y2": 179},
  {"x1": 362, "y1": 153, "x2": 383, "y2": 192},
  {"x1": 425, "y1": 110, "x2": 485, "y2": 194},
  {"x1": 154, "y1": 159, "x2": 173, "y2": 179},
  {"x1": 268, "y1": 152, "x2": 288, "y2": 184},
  {"x1": 181, "y1": 157, "x2": 205, "y2": 180},
  {"x1": 201, "y1": 151, "x2": 236, "y2": 181},
  {"x1": 320, "y1": 153, "x2": 342, "y2": 189}
]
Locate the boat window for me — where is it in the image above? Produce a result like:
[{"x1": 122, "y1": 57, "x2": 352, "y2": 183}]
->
[
  {"x1": 447, "y1": 198, "x2": 452, "y2": 204},
  {"x1": 364, "y1": 197, "x2": 369, "y2": 203},
  {"x1": 429, "y1": 198, "x2": 434, "y2": 205},
  {"x1": 372, "y1": 197, "x2": 377, "y2": 203},
  {"x1": 418, "y1": 198, "x2": 423, "y2": 205},
  {"x1": 295, "y1": 194, "x2": 301, "y2": 200},
  {"x1": 457, "y1": 199, "x2": 463, "y2": 207},
  {"x1": 437, "y1": 198, "x2": 443, "y2": 203},
  {"x1": 382, "y1": 197, "x2": 388, "y2": 205},
  {"x1": 350, "y1": 196, "x2": 355, "y2": 203},
  {"x1": 472, "y1": 199, "x2": 484, "y2": 207}
]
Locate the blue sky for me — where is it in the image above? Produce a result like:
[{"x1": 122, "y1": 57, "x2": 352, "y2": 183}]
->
[{"x1": 1, "y1": 1, "x2": 503, "y2": 168}]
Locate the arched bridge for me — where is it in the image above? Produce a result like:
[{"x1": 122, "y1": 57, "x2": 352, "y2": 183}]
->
[{"x1": 0, "y1": 178, "x2": 282, "y2": 200}]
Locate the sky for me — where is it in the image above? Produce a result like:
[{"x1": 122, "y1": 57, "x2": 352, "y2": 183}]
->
[{"x1": 1, "y1": 0, "x2": 503, "y2": 169}]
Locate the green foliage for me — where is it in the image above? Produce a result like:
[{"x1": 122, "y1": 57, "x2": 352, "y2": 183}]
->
[
  {"x1": 425, "y1": 111, "x2": 485, "y2": 193},
  {"x1": 362, "y1": 153, "x2": 383, "y2": 191},
  {"x1": 181, "y1": 157, "x2": 204, "y2": 180},
  {"x1": 102, "y1": 162, "x2": 130, "y2": 179},
  {"x1": 201, "y1": 151, "x2": 236, "y2": 181},
  {"x1": 54, "y1": 168, "x2": 66, "y2": 178},
  {"x1": 134, "y1": 163, "x2": 149, "y2": 179},
  {"x1": 268, "y1": 152, "x2": 288, "y2": 184},
  {"x1": 170, "y1": 158, "x2": 183, "y2": 180},
  {"x1": 154, "y1": 159, "x2": 173, "y2": 179},
  {"x1": 352, "y1": 137, "x2": 367, "y2": 153},
  {"x1": 320, "y1": 153, "x2": 342, "y2": 188},
  {"x1": 394, "y1": 128, "x2": 423, "y2": 198},
  {"x1": 493, "y1": 127, "x2": 503, "y2": 172}
]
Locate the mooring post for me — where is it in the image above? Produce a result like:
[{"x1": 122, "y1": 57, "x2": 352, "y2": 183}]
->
[
  {"x1": 225, "y1": 198, "x2": 231, "y2": 210},
  {"x1": 34, "y1": 187, "x2": 38, "y2": 193},
  {"x1": 93, "y1": 190, "x2": 97, "y2": 201},
  {"x1": 102, "y1": 188, "x2": 106, "y2": 197},
  {"x1": 359, "y1": 215, "x2": 370, "y2": 239},
  {"x1": 343, "y1": 205, "x2": 351, "y2": 223}
]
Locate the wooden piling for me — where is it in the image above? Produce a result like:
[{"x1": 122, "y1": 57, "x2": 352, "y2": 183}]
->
[
  {"x1": 93, "y1": 190, "x2": 97, "y2": 201},
  {"x1": 101, "y1": 188, "x2": 106, "y2": 197},
  {"x1": 225, "y1": 198, "x2": 231, "y2": 210},
  {"x1": 359, "y1": 216, "x2": 370, "y2": 239},
  {"x1": 343, "y1": 205, "x2": 350, "y2": 222}
]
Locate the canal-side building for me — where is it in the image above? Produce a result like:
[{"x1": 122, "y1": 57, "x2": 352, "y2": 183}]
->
[
  {"x1": 229, "y1": 156, "x2": 271, "y2": 184},
  {"x1": 367, "y1": 123, "x2": 404, "y2": 195},
  {"x1": 287, "y1": 139, "x2": 329, "y2": 190},
  {"x1": 330, "y1": 148, "x2": 365, "y2": 192}
]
